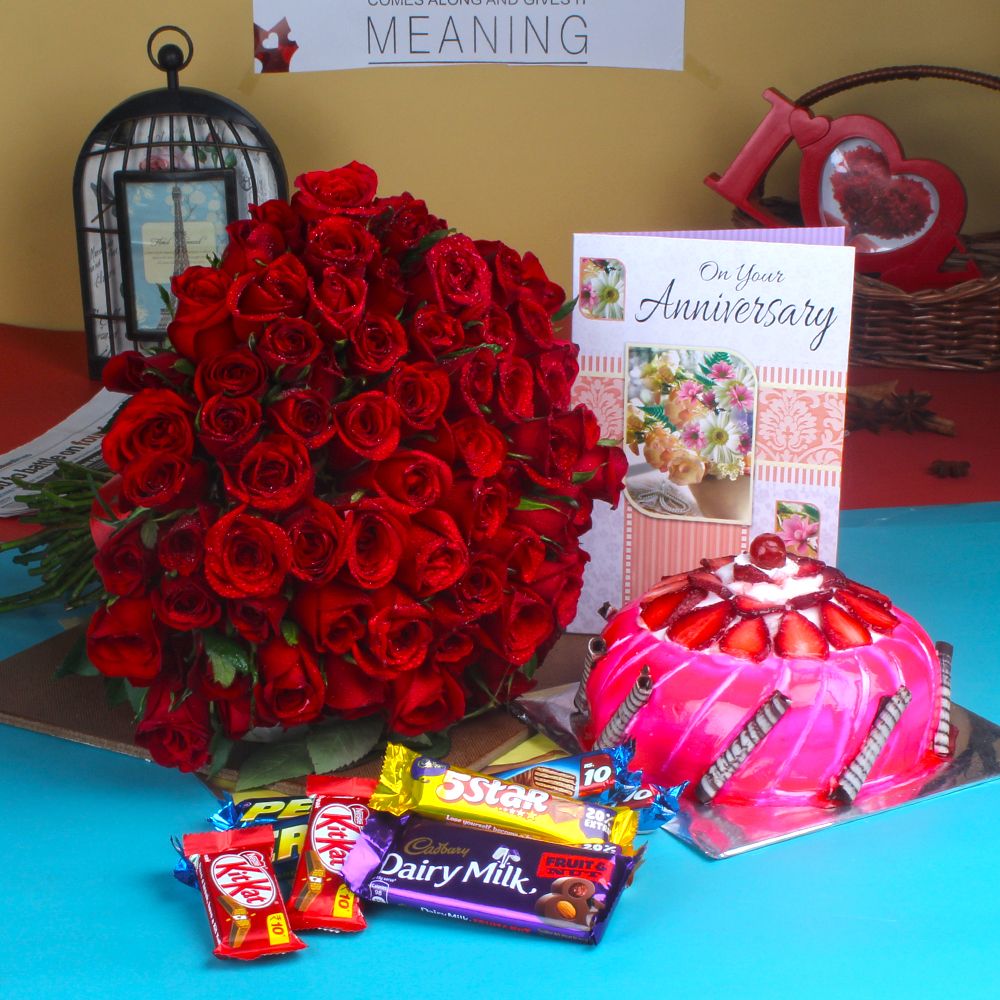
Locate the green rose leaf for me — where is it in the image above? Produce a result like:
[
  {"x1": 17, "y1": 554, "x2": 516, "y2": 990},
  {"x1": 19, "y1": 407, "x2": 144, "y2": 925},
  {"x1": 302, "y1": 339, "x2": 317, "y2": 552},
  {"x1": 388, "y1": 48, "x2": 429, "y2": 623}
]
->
[
  {"x1": 203, "y1": 631, "x2": 251, "y2": 689},
  {"x1": 307, "y1": 716, "x2": 384, "y2": 775},
  {"x1": 236, "y1": 739, "x2": 313, "y2": 791},
  {"x1": 396, "y1": 730, "x2": 452, "y2": 761},
  {"x1": 55, "y1": 632, "x2": 100, "y2": 677},
  {"x1": 553, "y1": 295, "x2": 578, "y2": 322}
]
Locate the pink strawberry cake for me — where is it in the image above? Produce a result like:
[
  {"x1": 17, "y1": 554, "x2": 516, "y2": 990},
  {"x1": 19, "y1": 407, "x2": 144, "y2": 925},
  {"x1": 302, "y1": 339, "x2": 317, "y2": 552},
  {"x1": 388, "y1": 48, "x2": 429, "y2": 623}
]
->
[{"x1": 581, "y1": 535, "x2": 951, "y2": 808}]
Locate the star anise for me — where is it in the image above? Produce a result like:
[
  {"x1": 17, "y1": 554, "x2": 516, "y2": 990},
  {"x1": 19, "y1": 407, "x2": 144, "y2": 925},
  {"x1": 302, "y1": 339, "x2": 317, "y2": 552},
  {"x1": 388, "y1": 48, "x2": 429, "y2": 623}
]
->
[{"x1": 881, "y1": 389, "x2": 935, "y2": 432}]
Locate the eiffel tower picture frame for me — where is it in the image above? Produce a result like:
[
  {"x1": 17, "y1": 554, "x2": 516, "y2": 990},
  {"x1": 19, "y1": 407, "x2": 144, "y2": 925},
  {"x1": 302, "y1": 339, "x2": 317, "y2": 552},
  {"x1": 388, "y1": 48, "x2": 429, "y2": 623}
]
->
[{"x1": 115, "y1": 168, "x2": 238, "y2": 342}]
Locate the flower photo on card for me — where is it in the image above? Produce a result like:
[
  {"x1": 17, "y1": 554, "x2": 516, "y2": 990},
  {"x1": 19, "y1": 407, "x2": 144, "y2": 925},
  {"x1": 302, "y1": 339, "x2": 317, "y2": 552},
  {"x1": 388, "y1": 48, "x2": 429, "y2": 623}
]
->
[
  {"x1": 579, "y1": 257, "x2": 625, "y2": 320},
  {"x1": 775, "y1": 500, "x2": 821, "y2": 557},
  {"x1": 623, "y1": 345, "x2": 756, "y2": 524}
]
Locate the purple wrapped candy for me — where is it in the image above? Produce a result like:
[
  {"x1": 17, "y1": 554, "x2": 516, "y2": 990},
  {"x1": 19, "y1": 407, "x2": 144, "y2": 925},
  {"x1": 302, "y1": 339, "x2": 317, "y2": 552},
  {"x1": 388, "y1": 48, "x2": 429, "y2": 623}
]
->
[{"x1": 343, "y1": 811, "x2": 639, "y2": 944}]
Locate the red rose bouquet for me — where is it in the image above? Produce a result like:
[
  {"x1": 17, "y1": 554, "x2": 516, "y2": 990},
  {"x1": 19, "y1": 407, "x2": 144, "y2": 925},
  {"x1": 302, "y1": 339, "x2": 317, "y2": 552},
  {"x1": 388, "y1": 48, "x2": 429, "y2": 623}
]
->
[{"x1": 3, "y1": 161, "x2": 625, "y2": 785}]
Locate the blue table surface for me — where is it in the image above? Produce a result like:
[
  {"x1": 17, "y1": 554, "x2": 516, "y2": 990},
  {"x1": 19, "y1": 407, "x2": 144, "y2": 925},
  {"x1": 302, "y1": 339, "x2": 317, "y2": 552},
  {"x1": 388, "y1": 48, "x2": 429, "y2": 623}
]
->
[{"x1": 3, "y1": 504, "x2": 1000, "y2": 999}]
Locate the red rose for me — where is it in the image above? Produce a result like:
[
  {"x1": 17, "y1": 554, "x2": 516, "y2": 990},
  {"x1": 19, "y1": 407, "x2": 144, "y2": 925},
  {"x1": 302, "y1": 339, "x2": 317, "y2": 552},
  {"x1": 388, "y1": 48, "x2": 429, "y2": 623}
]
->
[
  {"x1": 495, "y1": 356, "x2": 536, "y2": 423},
  {"x1": 433, "y1": 625, "x2": 478, "y2": 671},
  {"x1": 156, "y1": 506, "x2": 213, "y2": 576},
  {"x1": 228, "y1": 594, "x2": 289, "y2": 644},
  {"x1": 440, "y1": 478, "x2": 512, "y2": 542},
  {"x1": 302, "y1": 215, "x2": 378, "y2": 277},
  {"x1": 485, "y1": 525, "x2": 546, "y2": 583},
  {"x1": 151, "y1": 575, "x2": 222, "y2": 631},
  {"x1": 167, "y1": 266, "x2": 237, "y2": 362},
  {"x1": 198, "y1": 393, "x2": 263, "y2": 461},
  {"x1": 533, "y1": 341, "x2": 580, "y2": 413},
  {"x1": 418, "y1": 234, "x2": 492, "y2": 321},
  {"x1": 354, "y1": 586, "x2": 434, "y2": 679},
  {"x1": 204, "y1": 507, "x2": 292, "y2": 598},
  {"x1": 101, "y1": 389, "x2": 195, "y2": 473},
  {"x1": 102, "y1": 351, "x2": 187, "y2": 394},
  {"x1": 94, "y1": 523, "x2": 154, "y2": 596},
  {"x1": 332, "y1": 391, "x2": 401, "y2": 463},
  {"x1": 217, "y1": 683, "x2": 255, "y2": 739},
  {"x1": 194, "y1": 346, "x2": 269, "y2": 402},
  {"x1": 220, "y1": 219, "x2": 287, "y2": 276},
  {"x1": 549, "y1": 406, "x2": 601, "y2": 474},
  {"x1": 291, "y1": 161, "x2": 379, "y2": 221},
  {"x1": 510, "y1": 298, "x2": 555, "y2": 351},
  {"x1": 476, "y1": 240, "x2": 565, "y2": 314},
  {"x1": 342, "y1": 501, "x2": 408, "y2": 590},
  {"x1": 228, "y1": 252, "x2": 309, "y2": 339},
  {"x1": 346, "y1": 449, "x2": 453, "y2": 515},
  {"x1": 365, "y1": 254, "x2": 408, "y2": 316},
  {"x1": 255, "y1": 636, "x2": 326, "y2": 727},
  {"x1": 307, "y1": 269, "x2": 367, "y2": 339},
  {"x1": 497, "y1": 585, "x2": 555, "y2": 666},
  {"x1": 222, "y1": 433, "x2": 314, "y2": 512},
  {"x1": 444, "y1": 347, "x2": 496, "y2": 416},
  {"x1": 395, "y1": 509, "x2": 469, "y2": 598},
  {"x1": 452, "y1": 415, "x2": 507, "y2": 478},
  {"x1": 256, "y1": 317, "x2": 322, "y2": 381},
  {"x1": 377, "y1": 192, "x2": 446, "y2": 257},
  {"x1": 453, "y1": 553, "x2": 506, "y2": 618},
  {"x1": 387, "y1": 362, "x2": 450, "y2": 431},
  {"x1": 388, "y1": 664, "x2": 465, "y2": 737},
  {"x1": 134, "y1": 680, "x2": 212, "y2": 772},
  {"x1": 307, "y1": 343, "x2": 346, "y2": 399},
  {"x1": 283, "y1": 498, "x2": 348, "y2": 584},
  {"x1": 573, "y1": 444, "x2": 628, "y2": 509},
  {"x1": 293, "y1": 580, "x2": 372, "y2": 654},
  {"x1": 525, "y1": 546, "x2": 589, "y2": 630},
  {"x1": 407, "y1": 305, "x2": 466, "y2": 359},
  {"x1": 347, "y1": 311, "x2": 408, "y2": 374},
  {"x1": 507, "y1": 500, "x2": 576, "y2": 550},
  {"x1": 121, "y1": 453, "x2": 207, "y2": 512},
  {"x1": 323, "y1": 653, "x2": 386, "y2": 719},
  {"x1": 266, "y1": 389, "x2": 336, "y2": 449},
  {"x1": 479, "y1": 303, "x2": 515, "y2": 352},
  {"x1": 250, "y1": 198, "x2": 304, "y2": 253},
  {"x1": 86, "y1": 596, "x2": 162, "y2": 684}
]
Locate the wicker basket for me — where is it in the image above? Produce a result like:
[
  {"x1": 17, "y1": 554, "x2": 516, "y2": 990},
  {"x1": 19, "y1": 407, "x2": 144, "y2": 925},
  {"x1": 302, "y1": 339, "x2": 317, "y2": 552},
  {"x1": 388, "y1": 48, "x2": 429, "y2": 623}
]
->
[{"x1": 732, "y1": 66, "x2": 1000, "y2": 372}]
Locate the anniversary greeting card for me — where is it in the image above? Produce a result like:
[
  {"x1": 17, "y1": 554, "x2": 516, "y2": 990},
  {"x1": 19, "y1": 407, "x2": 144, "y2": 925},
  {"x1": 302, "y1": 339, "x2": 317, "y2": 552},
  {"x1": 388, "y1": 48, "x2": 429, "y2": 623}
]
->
[{"x1": 569, "y1": 228, "x2": 856, "y2": 633}]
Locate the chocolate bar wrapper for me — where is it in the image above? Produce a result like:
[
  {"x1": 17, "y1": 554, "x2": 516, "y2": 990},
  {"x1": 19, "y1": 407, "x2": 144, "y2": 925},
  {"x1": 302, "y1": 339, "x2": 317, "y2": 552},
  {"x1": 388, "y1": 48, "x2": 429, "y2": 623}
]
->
[
  {"x1": 288, "y1": 776, "x2": 377, "y2": 933},
  {"x1": 343, "y1": 811, "x2": 639, "y2": 944},
  {"x1": 371, "y1": 743, "x2": 638, "y2": 851},
  {"x1": 183, "y1": 826, "x2": 306, "y2": 961},
  {"x1": 491, "y1": 742, "x2": 684, "y2": 835}
]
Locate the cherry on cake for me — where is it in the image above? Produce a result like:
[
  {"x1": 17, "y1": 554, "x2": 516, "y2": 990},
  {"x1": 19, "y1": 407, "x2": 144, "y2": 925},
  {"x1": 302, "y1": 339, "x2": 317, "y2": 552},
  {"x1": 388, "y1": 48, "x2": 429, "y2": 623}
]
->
[{"x1": 581, "y1": 534, "x2": 951, "y2": 808}]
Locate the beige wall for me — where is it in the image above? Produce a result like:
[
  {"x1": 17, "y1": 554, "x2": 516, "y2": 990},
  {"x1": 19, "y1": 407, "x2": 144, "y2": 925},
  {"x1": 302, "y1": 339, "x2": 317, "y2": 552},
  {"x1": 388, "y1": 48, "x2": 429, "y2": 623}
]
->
[{"x1": 3, "y1": 0, "x2": 998, "y2": 330}]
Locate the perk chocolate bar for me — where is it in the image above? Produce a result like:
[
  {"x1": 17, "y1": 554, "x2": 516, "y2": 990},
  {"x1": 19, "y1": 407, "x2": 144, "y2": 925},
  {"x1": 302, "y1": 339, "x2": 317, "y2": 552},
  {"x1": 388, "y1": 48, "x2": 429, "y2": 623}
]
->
[
  {"x1": 371, "y1": 743, "x2": 638, "y2": 850},
  {"x1": 343, "y1": 811, "x2": 639, "y2": 944},
  {"x1": 183, "y1": 826, "x2": 306, "y2": 961}
]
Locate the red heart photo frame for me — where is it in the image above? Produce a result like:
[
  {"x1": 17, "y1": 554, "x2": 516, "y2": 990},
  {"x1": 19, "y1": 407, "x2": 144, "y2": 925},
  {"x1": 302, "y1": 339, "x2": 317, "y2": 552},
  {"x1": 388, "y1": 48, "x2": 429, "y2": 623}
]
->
[{"x1": 706, "y1": 88, "x2": 980, "y2": 291}]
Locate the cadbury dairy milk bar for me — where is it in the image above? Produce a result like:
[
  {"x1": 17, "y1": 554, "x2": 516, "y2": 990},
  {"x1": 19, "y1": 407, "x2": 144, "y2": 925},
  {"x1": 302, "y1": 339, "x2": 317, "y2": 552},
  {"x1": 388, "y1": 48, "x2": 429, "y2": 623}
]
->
[{"x1": 343, "y1": 811, "x2": 639, "y2": 944}]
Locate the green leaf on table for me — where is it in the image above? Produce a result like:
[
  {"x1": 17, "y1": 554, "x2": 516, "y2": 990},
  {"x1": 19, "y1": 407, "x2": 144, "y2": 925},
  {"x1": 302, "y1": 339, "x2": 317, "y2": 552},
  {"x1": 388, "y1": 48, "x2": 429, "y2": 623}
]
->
[
  {"x1": 124, "y1": 680, "x2": 147, "y2": 719},
  {"x1": 307, "y1": 716, "x2": 384, "y2": 775},
  {"x1": 236, "y1": 739, "x2": 313, "y2": 791},
  {"x1": 203, "y1": 631, "x2": 251, "y2": 689},
  {"x1": 55, "y1": 632, "x2": 100, "y2": 677},
  {"x1": 103, "y1": 676, "x2": 127, "y2": 706},
  {"x1": 396, "y1": 730, "x2": 451, "y2": 761}
]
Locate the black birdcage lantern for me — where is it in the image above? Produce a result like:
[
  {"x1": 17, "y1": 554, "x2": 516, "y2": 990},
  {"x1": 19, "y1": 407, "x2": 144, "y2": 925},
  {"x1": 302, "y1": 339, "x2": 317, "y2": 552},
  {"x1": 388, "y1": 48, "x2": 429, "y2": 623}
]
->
[{"x1": 73, "y1": 25, "x2": 287, "y2": 378}]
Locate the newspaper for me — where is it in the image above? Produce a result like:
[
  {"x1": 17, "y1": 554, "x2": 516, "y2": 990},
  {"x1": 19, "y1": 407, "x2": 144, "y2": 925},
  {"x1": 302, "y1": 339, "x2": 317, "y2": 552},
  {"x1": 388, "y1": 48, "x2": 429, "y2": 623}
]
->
[{"x1": 0, "y1": 389, "x2": 127, "y2": 517}]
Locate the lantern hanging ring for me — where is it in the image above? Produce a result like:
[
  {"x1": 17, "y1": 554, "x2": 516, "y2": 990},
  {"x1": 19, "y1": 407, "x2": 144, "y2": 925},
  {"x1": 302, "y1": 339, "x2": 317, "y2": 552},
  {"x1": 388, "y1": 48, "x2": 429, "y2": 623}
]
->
[{"x1": 147, "y1": 25, "x2": 194, "y2": 83}]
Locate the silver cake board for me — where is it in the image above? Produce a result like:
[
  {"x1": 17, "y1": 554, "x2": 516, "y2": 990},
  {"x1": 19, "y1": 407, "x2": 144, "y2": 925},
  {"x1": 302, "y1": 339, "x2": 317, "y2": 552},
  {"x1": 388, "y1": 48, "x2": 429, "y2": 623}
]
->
[{"x1": 509, "y1": 685, "x2": 1000, "y2": 860}]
